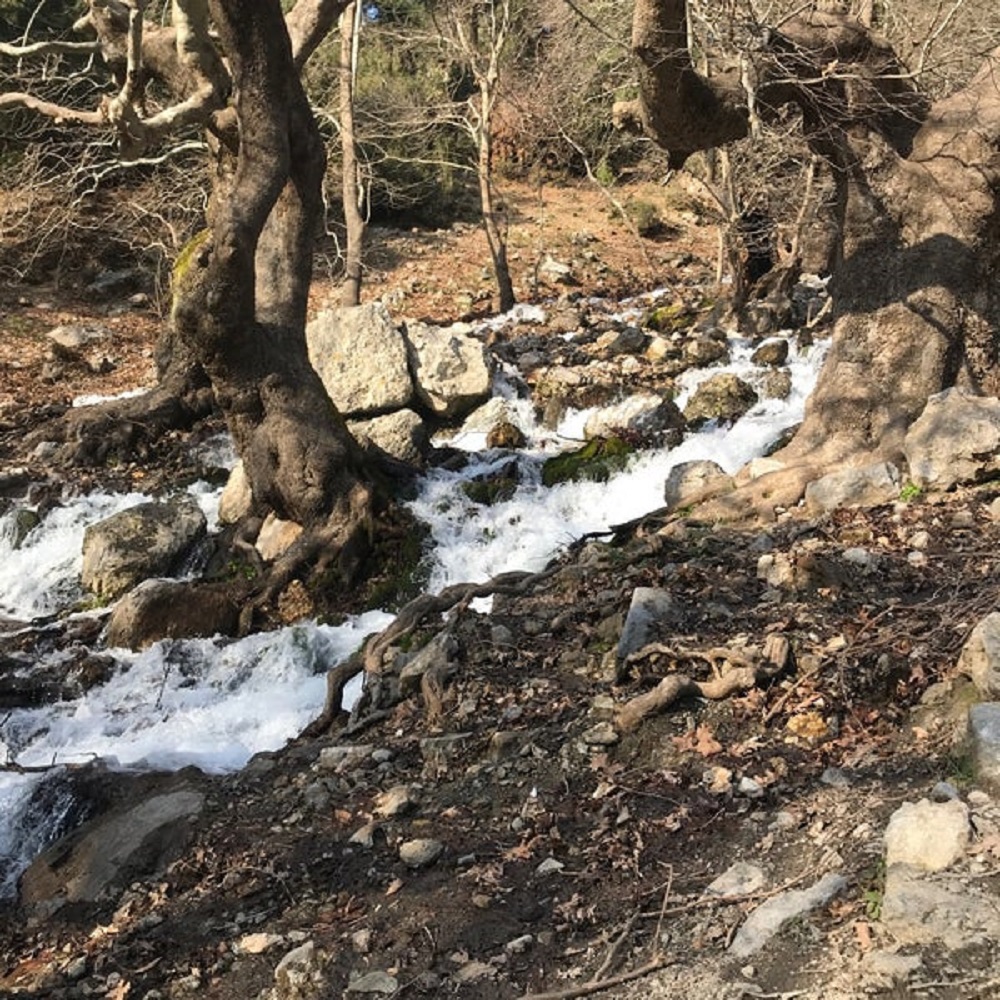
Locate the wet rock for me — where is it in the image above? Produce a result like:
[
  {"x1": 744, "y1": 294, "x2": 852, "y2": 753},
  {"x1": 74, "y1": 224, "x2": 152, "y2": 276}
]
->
[
  {"x1": 684, "y1": 374, "x2": 758, "y2": 428},
  {"x1": 486, "y1": 420, "x2": 527, "y2": 450},
  {"x1": 81, "y1": 499, "x2": 207, "y2": 600},
  {"x1": 683, "y1": 336, "x2": 728, "y2": 367},
  {"x1": 20, "y1": 785, "x2": 205, "y2": 919},
  {"x1": 959, "y1": 613, "x2": 1000, "y2": 697},
  {"x1": 583, "y1": 394, "x2": 684, "y2": 447},
  {"x1": 594, "y1": 325, "x2": 647, "y2": 357},
  {"x1": 751, "y1": 339, "x2": 789, "y2": 367},
  {"x1": 107, "y1": 579, "x2": 239, "y2": 649},
  {"x1": 663, "y1": 460, "x2": 734, "y2": 511},
  {"x1": 541, "y1": 437, "x2": 632, "y2": 487},
  {"x1": 348, "y1": 409, "x2": 426, "y2": 465},
  {"x1": 884, "y1": 798, "x2": 970, "y2": 871},
  {"x1": 904, "y1": 388, "x2": 1000, "y2": 489},
  {"x1": 969, "y1": 703, "x2": 1000, "y2": 792},
  {"x1": 760, "y1": 369, "x2": 793, "y2": 400},
  {"x1": 399, "y1": 838, "x2": 444, "y2": 868},
  {"x1": 403, "y1": 320, "x2": 491, "y2": 419},
  {"x1": 804, "y1": 461, "x2": 900, "y2": 515},
  {"x1": 728, "y1": 872, "x2": 847, "y2": 958},
  {"x1": 307, "y1": 303, "x2": 413, "y2": 416}
]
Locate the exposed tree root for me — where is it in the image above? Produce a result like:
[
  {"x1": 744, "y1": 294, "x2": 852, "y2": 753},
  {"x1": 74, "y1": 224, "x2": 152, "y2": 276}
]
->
[
  {"x1": 615, "y1": 635, "x2": 792, "y2": 732},
  {"x1": 518, "y1": 957, "x2": 672, "y2": 1000}
]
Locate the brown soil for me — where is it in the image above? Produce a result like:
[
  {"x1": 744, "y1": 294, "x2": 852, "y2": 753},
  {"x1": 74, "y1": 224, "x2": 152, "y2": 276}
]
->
[{"x1": 1, "y1": 180, "x2": 998, "y2": 1000}]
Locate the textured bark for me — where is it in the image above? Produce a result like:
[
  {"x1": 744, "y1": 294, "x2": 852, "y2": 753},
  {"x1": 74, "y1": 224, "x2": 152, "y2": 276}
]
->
[
  {"x1": 634, "y1": 1, "x2": 1000, "y2": 466},
  {"x1": 340, "y1": 2, "x2": 365, "y2": 308}
]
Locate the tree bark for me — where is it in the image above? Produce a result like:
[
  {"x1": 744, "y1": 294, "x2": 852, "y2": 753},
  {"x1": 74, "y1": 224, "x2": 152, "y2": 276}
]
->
[
  {"x1": 632, "y1": 0, "x2": 1000, "y2": 467},
  {"x1": 170, "y1": 0, "x2": 377, "y2": 547},
  {"x1": 340, "y1": 1, "x2": 365, "y2": 308}
]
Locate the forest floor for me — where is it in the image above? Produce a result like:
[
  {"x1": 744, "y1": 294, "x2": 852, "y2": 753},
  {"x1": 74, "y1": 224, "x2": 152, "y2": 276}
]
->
[{"x1": 1, "y1": 179, "x2": 1000, "y2": 1000}]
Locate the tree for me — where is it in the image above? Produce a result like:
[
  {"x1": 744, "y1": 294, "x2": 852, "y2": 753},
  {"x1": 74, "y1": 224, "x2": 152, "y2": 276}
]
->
[
  {"x1": 1, "y1": 1, "x2": 383, "y2": 613},
  {"x1": 624, "y1": 0, "x2": 1000, "y2": 468},
  {"x1": 339, "y1": 0, "x2": 366, "y2": 306}
]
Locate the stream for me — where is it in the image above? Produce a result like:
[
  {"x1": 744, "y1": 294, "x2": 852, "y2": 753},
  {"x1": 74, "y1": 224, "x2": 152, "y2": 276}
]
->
[{"x1": 0, "y1": 290, "x2": 828, "y2": 898}]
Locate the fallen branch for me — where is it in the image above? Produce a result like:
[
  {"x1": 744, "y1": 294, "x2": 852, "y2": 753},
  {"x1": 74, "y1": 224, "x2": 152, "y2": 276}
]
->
[{"x1": 518, "y1": 957, "x2": 672, "y2": 1000}]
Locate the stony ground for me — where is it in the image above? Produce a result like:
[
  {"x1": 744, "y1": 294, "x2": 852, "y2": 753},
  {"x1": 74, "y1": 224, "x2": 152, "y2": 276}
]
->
[{"x1": 2, "y1": 181, "x2": 1000, "y2": 1000}]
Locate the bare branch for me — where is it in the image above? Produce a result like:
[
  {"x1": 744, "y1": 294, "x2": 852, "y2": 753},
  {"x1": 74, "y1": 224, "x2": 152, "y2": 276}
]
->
[
  {"x1": 0, "y1": 90, "x2": 104, "y2": 124},
  {"x1": 0, "y1": 39, "x2": 101, "y2": 57}
]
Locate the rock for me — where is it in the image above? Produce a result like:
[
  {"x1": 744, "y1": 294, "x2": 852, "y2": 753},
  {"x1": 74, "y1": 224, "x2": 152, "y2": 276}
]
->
[
  {"x1": 348, "y1": 409, "x2": 426, "y2": 465},
  {"x1": 256, "y1": 513, "x2": 304, "y2": 562},
  {"x1": 751, "y1": 339, "x2": 789, "y2": 367},
  {"x1": 880, "y1": 864, "x2": 1000, "y2": 947},
  {"x1": 272, "y1": 941, "x2": 325, "y2": 1000},
  {"x1": 399, "y1": 838, "x2": 444, "y2": 868},
  {"x1": 307, "y1": 302, "x2": 413, "y2": 416},
  {"x1": 683, "y1": 336, "x2": 729, "y2": 367},
  {"x1": 47, "y1": 323, "x2": 111, "y2": 362},
  {"x1": 684, "y1": 374, "x2": 758, "y2": 428},
  {"x1": 959, "y1": 612, "x2": 1000, "y2": 697},
  {"x1": 969, "y1": 703, "x2": 1000, "y2": 792},
  {"x1": 318, "y1": 745, "x2": 374, "y2": 772},
  {"x1": 374, "y1": 785, "x2": 418, "y2": 818},
  {"x1": 760, "y1": 369, "x2": 793, "y2": 400},
  {"x1": 218, "y1": 460, "x2": 252, "y2": 524},
  {"x1": 594, "y1": 326, "x2": 647, "y2": 357},
  {"x1": 582, "y1": 722, "x2": 619, "y2": 746},
  {"x1": 904, "y1": 388, "x2": 1000, "y2": 489},
  {"x1": 616, "y1": 587, "x2": 675, "y2": 664},
  {"x1": 541, "y1": 437, "x2": 633, "y2": 487},
  {"x1": 583, "y1": 393, "x2": 684, "y2": 447},
  {"x1": 403, "y1": 320, "x2": 491, "y2": 419},
  {"x1": 81, "y1": 499, "x2": 207, "y2": 600},
  {"x1": 861, "y1": 950, "x2": 922, "y2": 985},
  {"x1": 346, "y1": 970, "x2": 399, "y2": 995},
  {"x1": 884, "y1": 798, "x2": 970, "y2": 871},
  {"x1": 931, "y1": 781, "x2": 960, "y2": 802},
  {"x1": 106, "y1": 579, "x2": 239, "y2": 649},
  {"x1": 728, "y1": 872, "x2": 847, "y2": 958},
  {"x1": 804, "y1": 462, "x2": 900, "y2": 514},
  {"x1": 238, "y1": 932, "x2": 284, "y2": 955},
  {"x1": 705, "y1": 862, "x2": 767, "y2": 898},
  {"x1": 20, "y1": 786, "x2": 205, "y2": 919},
  {"x1": 537, "y1": 254, "x2": 576, "y2": 285},
  {"x1": 536, "y1": 857, "x2": 565, "y2": 876},
  {"x1": 486, "y1": 420, "x2": 527, "y2": 449},
  {"x1": 663, "y1": 460, "x2": 734, "y2": 511}
]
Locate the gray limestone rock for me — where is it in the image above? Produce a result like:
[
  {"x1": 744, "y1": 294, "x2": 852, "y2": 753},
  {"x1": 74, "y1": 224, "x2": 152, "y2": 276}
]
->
[
  {"x1": 884, "y1": 798, "x2": 970, "y2": 871},
  {"x1": 804, "y1": 461, "x2": 901, "y2": 515},
  {"x1": 307, "y1": 302, "x2": 413, "y2": 417},
  {"x1": 683, "y1": 373, "x2": 758, "y2": 428},
  {"x1": 616, "y1": 587, "x2": 675, "y2": 665},
  {"x1": 584, "y1": 393, "x2": 684, "y2": 447},
  {"x1": 904, "y1": 388, "x2": 1000, "y2": 490},
  {"x1": 969, "y1": 702, "x2": 1000, "y2": 793},
  {"x1": 81, "y1": 499, "x2": 206, "y2": 600},
  {"x1": 663, "y1": 460, "x2": 734, "y2": 511},
  {"x1": 403, "y1": 320, "x2": 491, "y2": 419},
  {"x1": 959, "y1": 613, "x2": 1000, "y2": 697},
  {"x1": 728, "y1": 872, "x2": 847, "y2": 958},
  {"x1": 399, "y1": 838, "x2": 444, "y2": 868},
  {"x1": 348, "y1": 408, "x2": 426, "y2": 465}
]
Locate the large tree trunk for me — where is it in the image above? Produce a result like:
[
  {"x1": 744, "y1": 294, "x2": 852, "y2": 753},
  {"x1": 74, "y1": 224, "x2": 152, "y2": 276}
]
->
[
  {"x1": 172, "y1": 0, "x2": 377, "y2": 560},
  {"x1": 631, "y1": 0, "x2": 1000, "y2": 468}
]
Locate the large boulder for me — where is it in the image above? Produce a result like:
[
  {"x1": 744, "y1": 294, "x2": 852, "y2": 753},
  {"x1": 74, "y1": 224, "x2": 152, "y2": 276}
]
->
[
  {"x1": 684, "y1": 374, "x2": 758, "y2": 428},
  {"x1": 663, "y1": 460, "x2": 734, "y2": 510},
  {"x1": 403, "y1": 320, "x2": 491, "y2": 419},
  {"x1": 904, "y1": 388, "x2": 1000, "y2": 489},
  {"x1": 81, "y1": 499, "x2": 206, "y2": 600},
  {"x1": 804, "y1": 461, "x2": 900, "y2": 514},
  {"x1": 106, "y1": 579, "x2": 240, "y2": 650},
  {"x1": 307, "y1": 302, "x2": 413, "y2": 417},
  {"x1": 583, "y1": 393, "x2": 684, "y2": 447},
  {"x1": 19, "y1": 780, "x2": 205, "y2": 920},
  {"x1": 959, "y1": 613, "x2": 1000, "y2": 698}
]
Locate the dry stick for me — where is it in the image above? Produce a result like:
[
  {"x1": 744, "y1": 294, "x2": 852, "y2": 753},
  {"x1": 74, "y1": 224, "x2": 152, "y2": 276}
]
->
[
  {"x1": 518, "y1": 957, "x2": 672, "y2": 1000},
  {"x1": 762, "y1": 663, "x2": 821, "y2": 724}
]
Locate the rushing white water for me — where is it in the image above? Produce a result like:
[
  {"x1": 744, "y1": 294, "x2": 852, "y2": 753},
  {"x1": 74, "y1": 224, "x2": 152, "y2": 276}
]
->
[
  {"x1": 412, "y1": 332, "x2": 827, "y2": 590},
  {"x1": 0, "y1": 289, "x2": 829, "y2": 898}
]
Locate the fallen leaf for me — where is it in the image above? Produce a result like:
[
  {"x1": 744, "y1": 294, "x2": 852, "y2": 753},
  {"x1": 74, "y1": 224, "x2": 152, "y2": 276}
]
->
[
  {"x1": 673, "y1": 724, "x2": 723, "y2": 757},
  {"x1": 385, "y1": 878, "x2": 404, "y2": 896},
  {"x1": 853, "y1": 920, "x2": 873, "y2": 952}
]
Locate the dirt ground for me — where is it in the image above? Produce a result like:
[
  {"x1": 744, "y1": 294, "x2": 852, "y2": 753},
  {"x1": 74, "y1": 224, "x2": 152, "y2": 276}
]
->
[{"x1": 1, "y1": 180, "x2": 999, "y2": 999}]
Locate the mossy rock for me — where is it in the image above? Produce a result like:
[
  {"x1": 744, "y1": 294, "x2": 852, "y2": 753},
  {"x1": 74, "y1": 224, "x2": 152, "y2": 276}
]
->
[
  {"x1": 644, "y1": 302, "x2": 695, "y2": 334},
  {"x1": 461, "y1": 476, "x2": 518, "y2": 506},
  {"x1": 542, "y1": 437, "x2": 633, "y2": 487}
]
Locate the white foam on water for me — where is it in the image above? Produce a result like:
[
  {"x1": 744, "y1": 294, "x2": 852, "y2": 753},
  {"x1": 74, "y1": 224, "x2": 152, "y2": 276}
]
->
[{"x1": 0, "y1": 491, "x2": 148, "y2": 619}]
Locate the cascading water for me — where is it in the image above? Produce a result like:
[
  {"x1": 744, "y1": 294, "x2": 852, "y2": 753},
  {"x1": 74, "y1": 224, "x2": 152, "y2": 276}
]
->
[{"x1": 0, "y1": 289, "x2": 829, "y2": 899}]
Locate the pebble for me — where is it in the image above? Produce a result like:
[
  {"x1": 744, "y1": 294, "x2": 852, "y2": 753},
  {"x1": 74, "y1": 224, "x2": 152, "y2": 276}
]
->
[
  {"x1": 536, "y1": 857, "x2": 565, "y2": 876},
  {"x1": 399, "y1": 838, "x2": 444, "y2": 868},
  {"x1": 346, "y1": 970, "x2": 399, "y2": 994},
  {"x1": 820, "y1": 767, "x2": 852, "y2": 788},
  {"x1": 931, "y1": 780, "x2": 960, "y2": 802},
  {"x1": 505, "y1": 934, "x2": 533, "y2": 953},
  {"x1": 582, "y1": 722, "x2": 619, "y2": 746},
  {"x1": 374, "y1": 784, "x2": 418, "y2": 818}
]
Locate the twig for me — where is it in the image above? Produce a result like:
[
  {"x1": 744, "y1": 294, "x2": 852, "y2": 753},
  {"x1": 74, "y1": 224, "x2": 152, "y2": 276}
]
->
[
  {"x1": 653, "y1": 865, "x2": 674, "y2": 949},
  {"x1": 763, "y1": 664, "x2": 821, "y2": 724},
  {"x1": 592, "y1": 910, "x2": 639, "y2": 983},
  {"x1": 518, "y1": 957, "x2": 671, "y2": 1000}
]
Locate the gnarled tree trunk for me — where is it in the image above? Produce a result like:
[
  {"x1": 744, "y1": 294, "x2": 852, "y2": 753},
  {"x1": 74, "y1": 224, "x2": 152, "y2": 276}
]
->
[{"x1": 630, "y1": 0, "x2": 1000, "y2": 467}]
